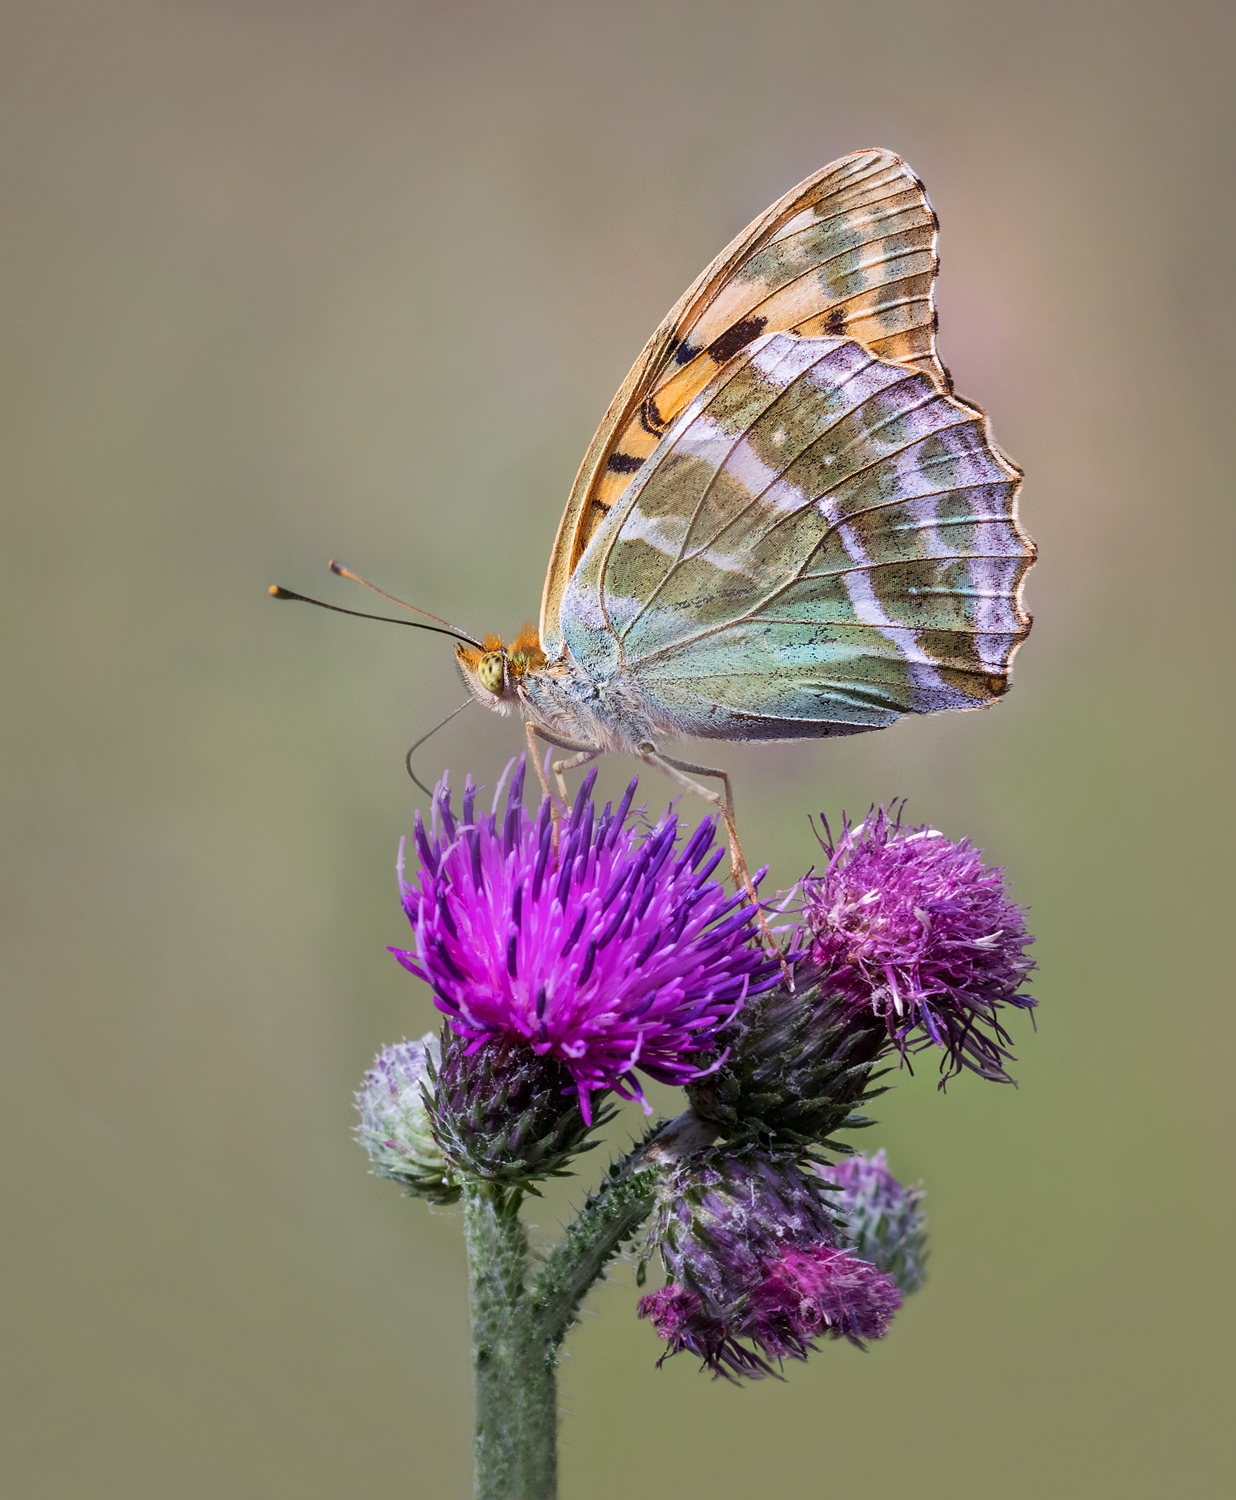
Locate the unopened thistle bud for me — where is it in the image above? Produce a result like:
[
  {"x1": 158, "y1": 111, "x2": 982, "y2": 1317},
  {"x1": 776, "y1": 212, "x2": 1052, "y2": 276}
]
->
[
  {"x1": 686, "y1": 962, "x2": 889, "y2": 1148},
  {"x1": 355, "y1": 1035, "x2": 458, "y2": 1204},
  {"x1": 427, "y1": 1028, "x2": 612, "y2": 1189},
  {"x1": 817, "y1": 1149, "x2": 928, "y2": 1294}
]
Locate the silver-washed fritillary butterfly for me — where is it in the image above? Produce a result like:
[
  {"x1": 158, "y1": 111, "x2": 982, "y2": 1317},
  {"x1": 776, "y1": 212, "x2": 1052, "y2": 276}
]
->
[
  {"x1": 452, "y1": 149, "x2": 1034, "y2": 894},
  {"x1": 275, "y1": 149, "x2": 1034, "y2": 903}
]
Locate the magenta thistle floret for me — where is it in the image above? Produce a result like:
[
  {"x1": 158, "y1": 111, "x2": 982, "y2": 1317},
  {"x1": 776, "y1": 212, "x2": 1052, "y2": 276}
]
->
[
  {"x1": 801, "y1": 806, "x2": 1035, "y2": 1081},
  {"x1": 392, "y1": 760, "x2": 777, "y2": 1120}
]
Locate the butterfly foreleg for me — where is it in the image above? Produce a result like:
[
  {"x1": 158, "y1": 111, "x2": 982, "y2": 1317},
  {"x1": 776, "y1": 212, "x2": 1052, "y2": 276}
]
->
[{"x1": 523, "y1": 721, "x2": 554, "y2": 804}]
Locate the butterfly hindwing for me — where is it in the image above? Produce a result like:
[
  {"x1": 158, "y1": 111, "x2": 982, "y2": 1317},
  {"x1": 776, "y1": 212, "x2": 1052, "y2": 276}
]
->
[
  {"x1": 559, "y1": 332, "x2": 1032, "y2": 738},
  {"x1": 540, "y1": 149, "x2": 947, "y2": 656}
]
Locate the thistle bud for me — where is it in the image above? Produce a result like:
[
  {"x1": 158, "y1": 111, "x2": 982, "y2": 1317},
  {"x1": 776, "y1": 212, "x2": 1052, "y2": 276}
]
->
[
  {"x1": 817, "y1": 1149, "x2": 928, "y2": 1294},
  {"x1": 426, "y1": 1028, "x2": 613, "y2": 1189},
  {"x1": 355, "y1": 1035, "x2": 458, "y2": 1204},
  {"x1": 686, "y1": 962, "x2": 889, "y2": 1149}
]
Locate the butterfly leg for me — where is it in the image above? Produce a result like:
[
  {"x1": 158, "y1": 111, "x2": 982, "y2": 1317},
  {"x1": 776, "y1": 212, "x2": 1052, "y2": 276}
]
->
[
  {"x1": 524, "y1": 721, "x2": 555, "y2": 804},
  {"x1": 638, "y1": 743, "x2": 784, "y2": 965},
  {"x1": 637, "y1": 744, "x2": 742, "y2": 869},
  {"x1": 549, "y1": 748, "x2": 602, "y2": 805},
  {"x1": 525, "y1": 722, "x2": 603, "y2": 810}
]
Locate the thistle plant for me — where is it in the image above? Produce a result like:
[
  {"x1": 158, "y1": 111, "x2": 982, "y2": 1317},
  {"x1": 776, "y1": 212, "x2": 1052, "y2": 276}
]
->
[{"x1": 355, "y1": 762, "x2": 1035, "y2": 1499}]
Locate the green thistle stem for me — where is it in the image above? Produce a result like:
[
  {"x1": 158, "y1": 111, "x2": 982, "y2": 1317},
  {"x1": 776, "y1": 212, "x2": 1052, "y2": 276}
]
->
[
  {"x1": 464, "y1": 1183, "x2": 555, "y2": 1500},
  {"x1": 462, "y1": 1138, "x2": 662, "y2": 1500}
]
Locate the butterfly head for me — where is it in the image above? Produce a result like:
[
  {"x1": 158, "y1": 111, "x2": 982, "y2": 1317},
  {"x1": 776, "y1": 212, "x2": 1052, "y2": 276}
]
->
[{"x1": 456, "y1": 625, "x2": 545, "y2": 712}]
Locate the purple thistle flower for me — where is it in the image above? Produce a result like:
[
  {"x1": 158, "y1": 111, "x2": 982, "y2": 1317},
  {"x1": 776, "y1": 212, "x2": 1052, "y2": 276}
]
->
[
  {"x1": 391, "y1": 759, "x2": 778, "y2": 1122},
  {"x1": 639, "y1": 1284, "x2": 707, "y2": 1345},
  {"x1": 638, "y1": 1146, "x2": 901, "y2": 1379},
  {"x1": 801, "y1": 806, "x2": 1035, "y2": 1082}
]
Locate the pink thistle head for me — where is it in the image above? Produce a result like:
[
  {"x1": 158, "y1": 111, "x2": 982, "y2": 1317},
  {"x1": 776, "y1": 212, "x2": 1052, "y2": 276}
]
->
[{"x1": 801, "y1": 806, "x2": 1035, "y2": 1081}]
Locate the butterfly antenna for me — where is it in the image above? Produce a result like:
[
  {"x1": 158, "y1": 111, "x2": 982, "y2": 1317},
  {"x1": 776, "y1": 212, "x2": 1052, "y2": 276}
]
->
[
  {"x1": 405, "y1": 699, "x2": 474, "y2": 797},
  {"x1": 329, "y1": 560, "x2": 478, "y2": 643},
  {"x1": 267, "y1": 585, "x2": 483, "y2": 648}
]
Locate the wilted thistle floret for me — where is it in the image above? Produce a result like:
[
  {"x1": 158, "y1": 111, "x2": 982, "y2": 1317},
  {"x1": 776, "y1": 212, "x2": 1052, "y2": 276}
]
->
[
  {"x1": 392, "y1": 759, "x2": 779, "y2": 1122},
  {"x1": 817, "y1": 1149, "x2": 928, "y2": 1294},
  {"x1": 802, "y1": 806, "x2": 1035, "y2": 1081},
  {"x1": 638, "y1": 1147, "x2": 901, "y2": 1380},
  {"x1": 355, "y1": 1034, "x2": 458, "y2": 1203}
]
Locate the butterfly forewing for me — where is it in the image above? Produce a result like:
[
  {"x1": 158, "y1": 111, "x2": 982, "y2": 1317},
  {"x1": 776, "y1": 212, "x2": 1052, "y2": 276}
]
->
[
  {"x1": 559, "y1": 332, "x2": 1032, "y2": 739},
  {"x1": 540, "y1": 149, "x2": 947, "y2": 655}
]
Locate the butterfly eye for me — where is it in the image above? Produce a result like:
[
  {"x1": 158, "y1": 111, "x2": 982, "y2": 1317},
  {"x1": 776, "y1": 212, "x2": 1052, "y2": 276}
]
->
[{"x1": 477, "y1": 652, "x2": 506, "y2": 695}]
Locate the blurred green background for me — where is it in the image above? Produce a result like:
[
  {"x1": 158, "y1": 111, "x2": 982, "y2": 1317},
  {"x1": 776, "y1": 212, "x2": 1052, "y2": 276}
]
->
[{"x1": 3, "y1": 1, "x2": 1232, "y2": 1496}]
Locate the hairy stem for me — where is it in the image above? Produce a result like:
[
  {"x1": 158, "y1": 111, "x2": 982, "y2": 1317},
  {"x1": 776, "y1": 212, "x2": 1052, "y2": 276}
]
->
[
  {"x1": 529, "y1": 1158, "x2": 659, "y2": 1348},
  {"x1": 462, "y1": 1127, "x2": 672, "y2": 1499},
  {"x1": 464, "y1": 1183, "x2": 557, "y2": 1500}
]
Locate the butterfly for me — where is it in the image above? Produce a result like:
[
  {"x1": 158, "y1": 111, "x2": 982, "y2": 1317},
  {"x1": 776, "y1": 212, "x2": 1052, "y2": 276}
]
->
[
  {"x1": 275, "y1": 149, "x2": 1033, "y2": 904},
  {"x1": 449, "y1": 149, "x2": 1034, "y2": 896}
]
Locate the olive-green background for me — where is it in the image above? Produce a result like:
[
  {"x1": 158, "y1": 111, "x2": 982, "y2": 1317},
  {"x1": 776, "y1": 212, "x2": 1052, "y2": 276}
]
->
[{"x1": 3, "y1": 2, "x2": 1232, "y2": 1496}]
